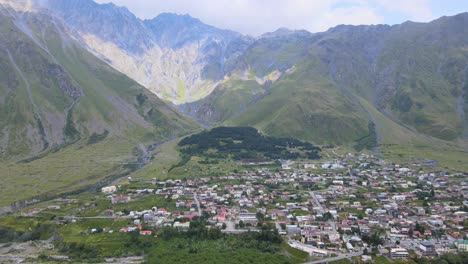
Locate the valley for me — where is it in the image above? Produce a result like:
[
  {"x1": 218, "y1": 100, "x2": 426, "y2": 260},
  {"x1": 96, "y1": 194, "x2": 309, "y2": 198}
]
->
[
  {"x1": 1, "y1": 127, "x2": 467, "y2": 264},
  {"x1": 0, "y1": 0, "x2": 467, "y2": 263}
]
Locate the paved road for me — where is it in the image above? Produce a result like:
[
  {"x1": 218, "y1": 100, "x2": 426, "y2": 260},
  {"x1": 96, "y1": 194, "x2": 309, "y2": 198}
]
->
[
  {"x1": 64, "y1": 216, "x2": 117, "y2": 220},
  {"x1": 303, "y1": 251, "x2": 363, "y2": 264},
  {"x1": 309, "y1": 191, "x2": 336, "y2": 232},
  {"x1": 193, "y1": 192, "x2": 202, "y2": 216},
  {"x1": 310, "y1": 191, "x2": 325, "y2": 214}
]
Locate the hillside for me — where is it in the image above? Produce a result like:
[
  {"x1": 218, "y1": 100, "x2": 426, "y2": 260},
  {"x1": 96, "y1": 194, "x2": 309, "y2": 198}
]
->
[
  {"x1": 34, "y1": 0, "x2": 468, "y2": 149},
  {"x1": 0, "y1": 3, "x2": 198, "y2": 207},
  {"x1": 181, "y1": 14, "x2": 468, "y2": 149}
]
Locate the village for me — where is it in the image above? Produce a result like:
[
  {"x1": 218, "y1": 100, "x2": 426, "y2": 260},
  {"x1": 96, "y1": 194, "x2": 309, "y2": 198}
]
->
[{"x1": 22, "y1": 152, "x2": 465, "y2": 263}]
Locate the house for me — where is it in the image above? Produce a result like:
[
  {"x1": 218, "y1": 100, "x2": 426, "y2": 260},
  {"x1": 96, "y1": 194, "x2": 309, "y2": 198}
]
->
[
  {"x1": 140, "y1": 230, "x2": 152, "y2": 236},
  {"x1": 101, "y1": 186, "x2": 117, "y2": 193},
  {"x1": 390, "y1": 248, "x2": 409, "y2": 258},
  {"x1": 286, "y1": 225, "x2": 301, "y2": 235},
  {"x1": 392, "y1": 195, "x2": 406, "y2": 201},
  {"x1": 183, "y1": 212, "x2": 199, "y2": 220},
  {"x1": 455, "y1": 240, "x2": 468, "y2": 252},
  {"x1": 424, "y1": 230, "x2": 432, "y2": 236},
  {"x1": 119, "y1": 226, "x2": 138, "y2": 233},
  {"x1": 213, "y1": 212, "x2": 227, "y2": 222},
  {"x1": 173, "y1": 221, "x2": 190, "y2": 229},
  {"x1": 238, "y1": 212, "x2": 258, "y2": 225},
  {"x1": 358, "y1": 224, "x2": 371, "y2": 234},
  {"x1": 419, "y1": 241, "x2": 437, "y2": 256},
  {"x1": 281, "y1": 160, "x2": 294, "y2": 170},
  {"x1": 111, "y1": 194, "x2": 130, "y2": 204}
]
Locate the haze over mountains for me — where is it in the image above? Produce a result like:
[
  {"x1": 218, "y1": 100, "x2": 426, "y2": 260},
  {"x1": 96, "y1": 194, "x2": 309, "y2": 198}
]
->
[{"x1": 1, "y1": 0, "x2": 468, "y2": 157}]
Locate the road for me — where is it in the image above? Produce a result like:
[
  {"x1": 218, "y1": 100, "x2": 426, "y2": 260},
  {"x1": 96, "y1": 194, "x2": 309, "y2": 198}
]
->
[
  {"x1": 193, "y1": 192, "x2": 202, "y2": 216},
  {"x1": 65, "y1": 216, "x2": 117, "y2": 220},
  {"x1": 303, "y1": 251, "x2": 363, "y2": 264},
  {"x1": 309, "y1": 191, "x2": 337, "y2": 232},
  {"x1": 310, "y1": 191, "x2": 325, "y2": 214}
]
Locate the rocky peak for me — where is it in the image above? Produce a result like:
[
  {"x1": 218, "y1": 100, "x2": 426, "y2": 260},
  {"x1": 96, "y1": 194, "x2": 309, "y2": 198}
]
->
[
  {"x1": 40, "y1": 0, "x2": 153, "y2": 53},
  {"x1": 144, "y1": 13, "x2": 241, "y2": 49},
  {"x1": 259, "y1": 27, "x2": 311, "y2": 39}
]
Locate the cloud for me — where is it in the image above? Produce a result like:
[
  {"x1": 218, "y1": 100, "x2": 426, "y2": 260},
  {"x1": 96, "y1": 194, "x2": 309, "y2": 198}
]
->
[
  {"x1": 94, "y1": 0, "x2": 434, "y2": 35},
  {"x1": 376, "y1": 0, "x2": 433, "y2": 21}
]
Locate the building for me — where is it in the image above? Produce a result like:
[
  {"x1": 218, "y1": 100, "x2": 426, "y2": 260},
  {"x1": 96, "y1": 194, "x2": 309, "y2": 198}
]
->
[
  {"x1": 111, "y1": 194, "x2": 130, "y2": 204},
  {"x1": 140, "y1": 230, "x2": 152, "y2": 235},
  {"x1": 173, "y1": 221, "x2": 190, "y2": 229},
  {"x1": 455, "y1": 240, "x2": 468, "y2": 252},
  {"x1": 288, "y1": 241, "x2": 328, "y2": 256},
  {"x1": 101, "y1": 186, "x2": 117, "y2": 193},
  {"x1": 390, "y1": 248, "x2": 409, "y2": 258},
  {"x1": 238, "y1": 212, "x2": 258, "y2": 225},
  {"x1": 419, "y1": 241, "x2": 437, "y2": 256}
]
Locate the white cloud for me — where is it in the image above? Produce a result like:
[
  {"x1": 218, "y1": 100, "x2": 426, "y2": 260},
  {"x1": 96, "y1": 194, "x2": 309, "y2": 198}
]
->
[
  {"x1": 94, "y1": 0, "x2": 433, "y2": 35},
  {"x1": 376, "y1": 0, "x2": 433, "y2": 21},
  {"x1": 314, "y1": 5, "x2": 384, "y2": 32}
]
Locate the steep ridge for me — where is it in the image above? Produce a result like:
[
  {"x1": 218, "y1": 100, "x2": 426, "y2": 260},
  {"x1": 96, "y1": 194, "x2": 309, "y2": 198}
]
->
[
  {"x1": 40, "y1": 0, "x2": 253, "y2": 104},
  {"x1": 7, "y1": 0, "x2": 468, "y2": 148},
  {"x1": 0, "y1": 2, "x2": 198, "y2": 207},
  {"x1": 0, "y1": 4, "x2": 198, "y2": 159}
]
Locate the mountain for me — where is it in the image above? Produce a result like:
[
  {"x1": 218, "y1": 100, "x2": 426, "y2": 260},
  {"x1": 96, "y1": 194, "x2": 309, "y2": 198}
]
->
[
  {"x1": 0, "y1": 1, "x2": 198, "y2": 206},
  {"x1": 39, "y1": 0, "x2": 253, "y2": 104},
  {"x1": 16, "y1": 0, "x2": 468, "y2": 148},
  {"x1": 181, "y1": 14, "x2": 468, "y2": 148},
  {"x1": 0, "y1": 3, "x2": 197, "y2": 158}
]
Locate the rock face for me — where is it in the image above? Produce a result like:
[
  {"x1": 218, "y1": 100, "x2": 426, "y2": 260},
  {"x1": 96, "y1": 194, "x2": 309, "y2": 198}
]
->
[{"x1": 39, "y1": 0, "x2": 253, "y2": 104}]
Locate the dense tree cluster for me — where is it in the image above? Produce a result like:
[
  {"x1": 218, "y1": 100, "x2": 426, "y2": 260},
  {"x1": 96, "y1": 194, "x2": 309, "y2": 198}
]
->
[
  {"x1": 414, "y1": 251, "x2": 468, "y2": 264},
  {"x1": 178, "y1": 126, "x2": 321, "y2": 161}
]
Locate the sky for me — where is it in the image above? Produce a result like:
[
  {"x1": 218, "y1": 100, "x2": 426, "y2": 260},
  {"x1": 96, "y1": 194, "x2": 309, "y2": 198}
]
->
[{"x1": 95, "y1": 0, "x2": 468, "y2": 36}]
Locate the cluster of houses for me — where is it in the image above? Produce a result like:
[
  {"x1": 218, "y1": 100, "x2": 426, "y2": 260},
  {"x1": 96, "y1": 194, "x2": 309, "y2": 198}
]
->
[{"x1": 92, "y1": 152, "x2": 467, "y2": 259}]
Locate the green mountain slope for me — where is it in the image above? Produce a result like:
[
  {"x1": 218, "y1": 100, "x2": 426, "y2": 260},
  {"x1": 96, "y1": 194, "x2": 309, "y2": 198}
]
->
[
  {"x1": 0, "y1": 6, "x2": 198, "y2": 207},
  {"x1": 226, "y1": 58, "x2": 370, "y2": 145},
  {"x1": 180, "y1": 13, "x2": 468, "y2": 149},
  {"x1": 314, "y1": 14, "x2": 468, "y2": 143}
]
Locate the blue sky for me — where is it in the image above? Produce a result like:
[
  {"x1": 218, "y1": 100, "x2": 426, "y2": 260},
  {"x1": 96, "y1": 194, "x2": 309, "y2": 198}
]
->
[{"x1": 96, "y1": 0, "x2": 468, "y2": 36}]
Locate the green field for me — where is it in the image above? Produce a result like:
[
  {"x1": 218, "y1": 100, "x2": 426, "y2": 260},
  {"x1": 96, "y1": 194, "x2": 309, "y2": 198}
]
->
[{"x1": 0, "y1": 139, "x2": 134, "y2": 207}]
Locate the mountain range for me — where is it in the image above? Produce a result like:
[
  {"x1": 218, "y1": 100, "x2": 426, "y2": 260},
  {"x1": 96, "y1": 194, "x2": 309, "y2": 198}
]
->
[
  {"x1": 1, "y1": 0, "x2": 467, "y2": 158},
  {"x1": 0, "y1": 0, "x2": 467, "y2": 207},
  {"x1": 33, "y1": 0, "x2": 467, "y2": 148}
]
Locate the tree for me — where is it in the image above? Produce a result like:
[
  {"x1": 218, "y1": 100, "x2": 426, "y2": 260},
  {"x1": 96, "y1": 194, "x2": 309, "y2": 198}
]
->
[
  {"x1": 415, "y1": 222, "x2": 424, "y2": 233},
  {"x1": 322, "y1": 212, "x2": 333, "y2": 221},
  {"x1": 259, "y1": 199, "x2": 265, "y2": 207},
  {"x1": 256, "y1": 212, "x2": 265, "y2": 222}
]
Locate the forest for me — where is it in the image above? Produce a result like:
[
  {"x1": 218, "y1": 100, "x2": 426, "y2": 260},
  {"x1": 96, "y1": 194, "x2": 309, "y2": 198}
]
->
[{"x1": 178, "y1": 126, "x2": 321, "y2": 161}]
